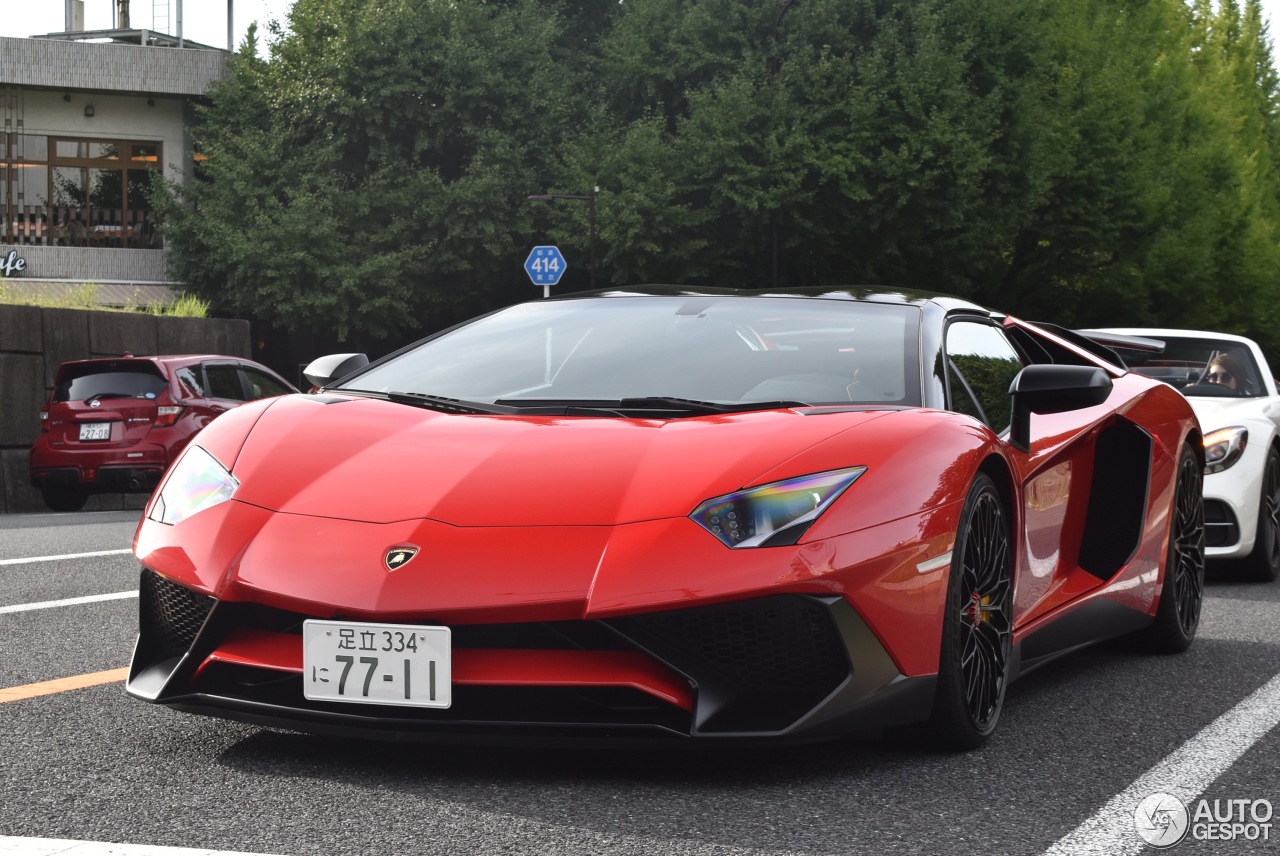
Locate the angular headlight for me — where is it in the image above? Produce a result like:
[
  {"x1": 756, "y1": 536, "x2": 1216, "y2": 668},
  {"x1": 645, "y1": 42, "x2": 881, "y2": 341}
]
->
[
  {"x1": 690, "y1": 467, "x2": 866, "y2": 548},
  {"x1": 148, "y1": 444, "x2": 239, "y2": 526},
  {"x1": 1203, "y1": 426, "x2": 1248, "y2": 474}
]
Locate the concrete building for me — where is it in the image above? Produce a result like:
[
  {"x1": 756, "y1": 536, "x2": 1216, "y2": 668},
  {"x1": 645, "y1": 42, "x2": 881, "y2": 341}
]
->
[{"x1": 1, "y1": 1, "x2": 231, "y2": 306}]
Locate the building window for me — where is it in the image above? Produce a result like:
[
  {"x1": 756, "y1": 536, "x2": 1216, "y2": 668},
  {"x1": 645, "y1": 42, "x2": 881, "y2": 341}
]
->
[{"x1": 1, "y1": 133, "x2": 162, "y2": 249}]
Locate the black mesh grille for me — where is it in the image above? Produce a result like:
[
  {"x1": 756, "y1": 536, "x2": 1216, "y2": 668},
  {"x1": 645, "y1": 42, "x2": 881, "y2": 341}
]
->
[
  {"x1": 624, "y1": 596, "x2": 848, "y2": 688},
  {"x1": 614, "y1": 595, "x2": 851, "y2": 732},
  {"x1": 141, "y1": 569, "x2": 215, "y2": 657}
]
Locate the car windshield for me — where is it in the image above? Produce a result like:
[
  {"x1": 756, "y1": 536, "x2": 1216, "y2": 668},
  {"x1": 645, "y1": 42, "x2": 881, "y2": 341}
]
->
[
  {"x1": 1116, "y1": 337, "x2": 1264, "y2": 398},
  {"x1": 340, "y1": 295, "x2": 923, "y2": 407},
  {"x1": 54, "y1": 366, "x2": 169, "y2": 403}
]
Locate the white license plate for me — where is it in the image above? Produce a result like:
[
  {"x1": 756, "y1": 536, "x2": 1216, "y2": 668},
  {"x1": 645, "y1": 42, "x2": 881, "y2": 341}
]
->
[
  {"x1": 303, "y1": 619, "x2": 451, "y2": 708},
  {"x1": 79, "y1": 422, "x2": 110, "y2": 441}
]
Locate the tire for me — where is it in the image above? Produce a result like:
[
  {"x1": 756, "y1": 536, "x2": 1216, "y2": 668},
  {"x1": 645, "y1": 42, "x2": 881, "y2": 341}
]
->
[
  {"x1": 42, "y1": 485, "x2": 88, "y2": 513},
  {"x1": 1242, "y1": 446, "x2": 1280, "y2": 583},
  {"x1": 928, "y1": 472, "x2": 1013, "y2": 750},
  {"x1": 1143, "y1": 442, "x2": 1206, "y2": 653}
]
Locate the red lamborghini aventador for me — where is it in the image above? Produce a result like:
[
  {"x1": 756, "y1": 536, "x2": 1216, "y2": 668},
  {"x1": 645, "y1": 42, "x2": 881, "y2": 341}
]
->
[{"x1": 126, "y1": 287, "x2": 1205, "y2": 749}]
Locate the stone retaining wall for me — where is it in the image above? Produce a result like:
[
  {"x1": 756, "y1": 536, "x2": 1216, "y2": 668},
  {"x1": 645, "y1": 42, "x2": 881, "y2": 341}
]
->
[{"x1": 0, "y1": 304, "x2": 249, "y2": 513}]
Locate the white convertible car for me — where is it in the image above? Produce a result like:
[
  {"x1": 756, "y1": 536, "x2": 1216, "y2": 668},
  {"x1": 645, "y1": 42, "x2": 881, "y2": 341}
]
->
[{"x1": 1098, "y1": 328, "x2": 1279, "y2": 581}]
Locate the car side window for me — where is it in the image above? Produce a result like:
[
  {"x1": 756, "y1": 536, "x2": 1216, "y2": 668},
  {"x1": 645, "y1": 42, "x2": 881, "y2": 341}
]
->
[
  {"x1": 175, "y1": 367, "x2": 205, "y2": 398},
  {"x1": 947, "y1": 365, "x2": 986, "y2": 424},
  {"x1": 205, "y1": 364, "x2": 247, "y2": 401},
  {"x1": 242, "y1": 367, "x2": 293, "y2": 400},
  {"x1": 945, "y1": 321, "x2": 1023, "y2": 432}
]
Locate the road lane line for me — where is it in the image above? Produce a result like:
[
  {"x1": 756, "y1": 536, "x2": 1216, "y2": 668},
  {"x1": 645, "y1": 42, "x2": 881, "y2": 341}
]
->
[
  {"x1": 0, "y1": 668, "x2": 130, "y2": 704},
  {"x1": 1042, "y1": 669, "x2": 1280, "y2": 855},
  {"x1": 0, "y1": 835, "x2": 285, "y2": 855},
  {"x1": 0, "y1": 549, "x2": 131, "y2": 566},
  {"x1": 0, "y1": 591, "x2": 138, "y2": 615}
]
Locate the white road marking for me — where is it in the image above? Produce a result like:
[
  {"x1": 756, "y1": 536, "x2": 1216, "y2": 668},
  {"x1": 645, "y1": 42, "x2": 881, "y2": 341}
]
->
[
  {"x1": 0, "y1": 549, "x2": 132, "y2": 566},
  {"x1": 1042, "y1": 670, "x2": 1280, "y2": 855},
  {"x1": 0, "y1": 591, "x2": 138, "y2": 615},
  {"x1": 0, "y1": 835, "x2": 283, "y2": 855}
]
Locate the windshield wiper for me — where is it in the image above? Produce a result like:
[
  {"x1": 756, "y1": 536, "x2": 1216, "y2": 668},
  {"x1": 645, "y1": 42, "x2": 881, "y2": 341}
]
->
[
  {"x1": 358, "y1": 390, "x2": 808, "y2": 418},
  {"x1": 384, "y1": 391, "x2": 514, "y2": 415},
  {"x1": 494, "y1": 397, "x2": 810, "y2": 417},
  {"x1": 615, "y1": 397, "x2": 807, "y2": 414}
]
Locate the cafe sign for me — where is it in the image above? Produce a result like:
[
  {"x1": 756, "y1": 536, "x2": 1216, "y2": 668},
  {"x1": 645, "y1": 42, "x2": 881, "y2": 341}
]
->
[{"x1": 1, "y1": 250, "x2": 27, "y2": 277}]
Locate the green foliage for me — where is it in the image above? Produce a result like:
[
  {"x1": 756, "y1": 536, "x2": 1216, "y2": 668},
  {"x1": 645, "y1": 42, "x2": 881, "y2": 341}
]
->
[
  {"x1": 154, "y1": 2, "x2": 590, "y2": 342},
  {"x1": 0, "y1": 281, "x2": 102, "y2": 309},
  {"x1": 144, "y1": 292, "x2": 211, "y2": 317},
  {"x1": 157, "y1": 0, "x2": 1280, "y2": 356},
  {"x1": 0, "y1": 281, "x2": 207, "y2": 316}
]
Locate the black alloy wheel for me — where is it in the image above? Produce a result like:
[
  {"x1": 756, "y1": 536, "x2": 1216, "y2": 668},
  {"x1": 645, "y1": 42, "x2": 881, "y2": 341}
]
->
[
  {"x1": 1243, "y1": 446, "x2": 1280, "y2": 582},
  {"x1": 1145, "y1": 442, "x2": 1206, "y2": 653},
  {"x1": 929, "y1": 472, "x2": 1013, "y2": 750}
]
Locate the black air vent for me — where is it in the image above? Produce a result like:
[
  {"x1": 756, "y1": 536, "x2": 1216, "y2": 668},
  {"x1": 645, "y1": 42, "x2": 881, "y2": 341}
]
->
[{"x1": 140, "y1": 569, "x2": 215, "y2": 657}]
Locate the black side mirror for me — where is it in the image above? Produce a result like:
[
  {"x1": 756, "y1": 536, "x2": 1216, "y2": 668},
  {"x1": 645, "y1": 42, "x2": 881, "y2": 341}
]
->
[
  {"x1": 1008, "y1": 364, "x2": 1113, "y2": 452},
  {"x1": 303, "y1": 353, "x2": 369, "y2": 389}
]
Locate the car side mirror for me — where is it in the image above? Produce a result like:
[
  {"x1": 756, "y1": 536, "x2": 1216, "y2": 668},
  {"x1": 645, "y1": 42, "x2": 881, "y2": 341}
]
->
[
  {"x1": 303, "y1": 353, "x2": 369, "y2": 389},
  {"x1": 1008, "y1": 364, "x2": 1113, "y2": 453}
]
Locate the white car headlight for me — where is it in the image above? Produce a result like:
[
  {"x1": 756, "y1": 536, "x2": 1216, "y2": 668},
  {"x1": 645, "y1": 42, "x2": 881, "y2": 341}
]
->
[
  {"x1": 148, "y1": 444, "x2": 240, "y2": 526},
  {"x1": 690, "y1": 467, "x2": 866, "y2": 548},
  {"x1": 1203, "y1": 426, "x2": 1248, "y2": 474}
]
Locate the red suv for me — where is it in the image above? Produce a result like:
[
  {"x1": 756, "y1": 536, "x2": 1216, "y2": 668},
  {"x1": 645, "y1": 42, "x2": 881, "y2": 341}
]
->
[{"x1": 30, "y1": 354, "x2": 298, "y2": 511}]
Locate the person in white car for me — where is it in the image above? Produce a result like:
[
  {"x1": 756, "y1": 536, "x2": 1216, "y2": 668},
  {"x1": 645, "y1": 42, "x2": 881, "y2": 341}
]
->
[{"x1": 1205, "y1": 352, "x2": 1248, "y2": 393}]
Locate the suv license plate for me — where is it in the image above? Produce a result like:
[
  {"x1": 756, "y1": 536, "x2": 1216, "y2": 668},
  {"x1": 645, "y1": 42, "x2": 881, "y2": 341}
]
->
[
  {"x1": 79, "y1": 422, "x2": 110, "y2": 441},
  {"x1": 303, "y1": 620, "x2": 451, "y2": 708}
]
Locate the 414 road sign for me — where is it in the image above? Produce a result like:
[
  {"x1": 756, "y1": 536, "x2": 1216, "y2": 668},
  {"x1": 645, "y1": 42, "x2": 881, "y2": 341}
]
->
[{"x1": 525, "y1": 245, "x2": 567, "y2": 296}]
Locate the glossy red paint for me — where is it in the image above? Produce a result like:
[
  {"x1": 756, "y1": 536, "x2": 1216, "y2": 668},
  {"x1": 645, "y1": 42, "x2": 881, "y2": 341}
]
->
[
  {"x1": 134, "y1": 398, "x2": 1005, "y2": 677},
  {"x1": 130, "y1": 372, "x2": 1195, "y2": 682},
  {"x1": 226, "y1": 395, "x2": 906, "y2": 525},
  {"x1": 1003, "y1": 372, "x2": 1198, "y2": 636},
  {"x1": 126, "y1": 290, "x2": 1206, "y2": 745}
]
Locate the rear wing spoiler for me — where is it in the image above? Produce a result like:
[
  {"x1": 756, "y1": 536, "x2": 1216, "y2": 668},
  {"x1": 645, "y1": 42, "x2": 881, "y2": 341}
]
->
[
  {"x1": 1075, "y1": 330, "x2": 1166, "y2": 354},
  {"x1": 1030, "y1": 324, "x2": 1165, "y2": 369}
]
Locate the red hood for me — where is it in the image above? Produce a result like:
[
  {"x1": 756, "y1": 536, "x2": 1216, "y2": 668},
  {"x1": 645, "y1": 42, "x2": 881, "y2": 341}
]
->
[{"x1": 227, "y1": 394, "x2": 890, "y2": 525}]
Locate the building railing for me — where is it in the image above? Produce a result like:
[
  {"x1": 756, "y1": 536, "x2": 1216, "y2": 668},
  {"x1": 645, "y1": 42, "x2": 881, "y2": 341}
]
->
[{"x1": 0, "y1": 205, "x2": 162, "y2": 250}]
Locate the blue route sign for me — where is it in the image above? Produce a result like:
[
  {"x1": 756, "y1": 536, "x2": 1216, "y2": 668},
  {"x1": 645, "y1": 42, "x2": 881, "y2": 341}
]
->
[{"x1": 524, "y1": 245, "x2": 568, "y2": 288}]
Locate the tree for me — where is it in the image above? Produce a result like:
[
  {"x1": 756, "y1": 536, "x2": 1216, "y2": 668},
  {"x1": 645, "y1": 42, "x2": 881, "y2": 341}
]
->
[
  {"x1": 153, "y1": 0, "x2": 588, "y2": 343},
  {"x1": 156, "y1": 0, "x2": 1280, "y2": 355},
  {"x1": 560, "y1": 0, "x2": 1048, "y2": 294}
]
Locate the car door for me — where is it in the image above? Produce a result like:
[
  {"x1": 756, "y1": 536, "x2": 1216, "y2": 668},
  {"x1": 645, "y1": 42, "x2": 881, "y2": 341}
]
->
[{"x1": 942, "y1": 319, "x2": 1105, "y2": 630}]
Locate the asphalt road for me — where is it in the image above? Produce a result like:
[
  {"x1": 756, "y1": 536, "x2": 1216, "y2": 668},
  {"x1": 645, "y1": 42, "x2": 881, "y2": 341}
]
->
[{"x1": 0, "y1": 510, "x2": 1277, "y2": 856}]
